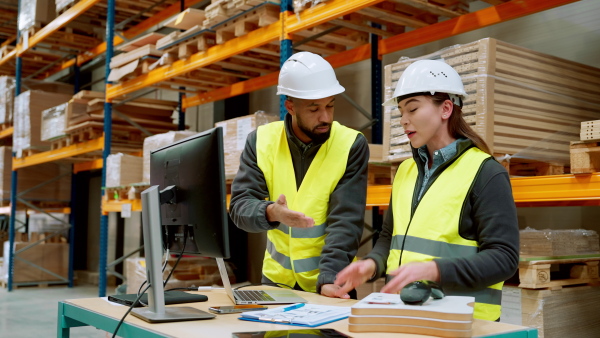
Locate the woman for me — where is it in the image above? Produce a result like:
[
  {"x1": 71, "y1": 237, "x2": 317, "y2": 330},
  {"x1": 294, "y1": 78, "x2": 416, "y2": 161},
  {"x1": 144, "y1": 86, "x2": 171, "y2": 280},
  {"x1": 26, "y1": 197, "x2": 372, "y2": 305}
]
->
[{"x1": 334, "y1": 60, "x2": 519, "y2": 321}]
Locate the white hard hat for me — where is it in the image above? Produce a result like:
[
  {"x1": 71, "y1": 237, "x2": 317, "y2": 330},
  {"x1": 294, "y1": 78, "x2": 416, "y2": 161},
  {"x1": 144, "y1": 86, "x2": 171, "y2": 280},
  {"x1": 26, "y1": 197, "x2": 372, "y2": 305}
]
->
[
  {"x1": 276, "y1": 51, "x2": 345, "y2": 100},
  {"x1": 383, "y1": 59, "x2": 467, "y2": 107}
]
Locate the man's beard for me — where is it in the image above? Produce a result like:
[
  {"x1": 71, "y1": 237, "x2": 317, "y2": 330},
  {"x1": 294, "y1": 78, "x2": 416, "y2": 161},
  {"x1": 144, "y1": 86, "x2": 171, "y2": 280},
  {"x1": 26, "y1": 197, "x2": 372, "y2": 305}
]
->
[{"x1": 300, "y1": 122, "x2": 331, "y2": 143}]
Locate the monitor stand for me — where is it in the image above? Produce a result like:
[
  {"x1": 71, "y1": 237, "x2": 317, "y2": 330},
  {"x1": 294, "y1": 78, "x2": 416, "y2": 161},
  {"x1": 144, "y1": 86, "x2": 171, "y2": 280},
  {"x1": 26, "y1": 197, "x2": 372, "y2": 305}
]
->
[{"x1": 131, "y1": 185, "x2": 214, "y2": 323}]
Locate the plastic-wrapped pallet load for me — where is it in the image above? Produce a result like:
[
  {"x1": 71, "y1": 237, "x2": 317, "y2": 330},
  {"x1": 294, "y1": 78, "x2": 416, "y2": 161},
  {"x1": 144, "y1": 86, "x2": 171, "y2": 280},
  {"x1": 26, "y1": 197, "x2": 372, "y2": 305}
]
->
[
  {"x1": 13, "y1": 90, "x2": 72, "y2": 157},
  {"x1": 0, "y1": 146, "x2": 71, "y2": 203},
  {"x1": 383, "y1": 38, "x2": 600, "y2": 164},
  {"x1": 215, "y1": 111, "x2": 278, "y2": 179},
  {"x1": 40, "y1": 101, "x2": 88, "y2": 142},
  {"x1": 18, "y1": 0, "x2": 55, "y2": 36},
  {"x1": 0, "y1": 76, "x2": 14, "y2": 125},
  {"x1": 142, "y1": 130, "x2": 199, "y2": 183},
  {"x1": 105, "y1": 153, "x2": 144, "y2": 188}
]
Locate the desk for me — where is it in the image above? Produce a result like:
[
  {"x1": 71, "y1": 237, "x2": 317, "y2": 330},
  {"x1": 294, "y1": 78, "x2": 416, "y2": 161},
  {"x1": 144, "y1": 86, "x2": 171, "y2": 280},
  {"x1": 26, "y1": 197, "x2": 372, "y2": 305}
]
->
[{"x1": 57, "y1": 288, "x2": 537, "y2": 338}]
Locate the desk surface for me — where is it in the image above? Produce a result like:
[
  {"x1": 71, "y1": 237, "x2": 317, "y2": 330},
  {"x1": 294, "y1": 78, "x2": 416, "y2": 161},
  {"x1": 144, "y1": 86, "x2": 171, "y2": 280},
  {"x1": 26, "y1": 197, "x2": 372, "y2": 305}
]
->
[{"x1": 58, "y1": 288, "x2": 537, "y2": 338}]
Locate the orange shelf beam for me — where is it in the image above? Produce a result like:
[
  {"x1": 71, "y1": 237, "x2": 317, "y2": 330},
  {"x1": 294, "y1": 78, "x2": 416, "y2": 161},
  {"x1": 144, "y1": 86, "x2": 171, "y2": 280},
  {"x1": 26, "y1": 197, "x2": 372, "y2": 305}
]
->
[
  {"x1": 183, "y1": 44, "x2": 372, "y2": 108},
  {"x1": 12, "y1": 136, "x2": 104, "y2": 170},
  {"x1": 73, "y1": 159, "x2": 103, "y2": 174},
  {"x1": 380, "y1": 0, "x2": 580, "y2": 55},
  {"x1": 0, "y1": 127, "x2": 13, "y2": 140},
  {"x1": 101, "y1": 199, "x2": 143, "y2": 215},
  {"x1": 184, "y1": 0, "x2": 573, "y2": 108},
  {"x1": 17, "y1": 0, "x2": 102, "y2": 56},
  {"x1": 511, "y1": 173, "x2": 600, "y2": 205},
  {"x1": 51, "y1": 0, "x2": 207, "y2": 72},
  {"x1": 184, "y1": 72, "x2": 279, "y2": 108},
  {"x1": 285, "y1": 0, "x2": 385, "y2": 35},
  {"x1": 107, "y1": 20, "x2": 281, "y2": 100}
]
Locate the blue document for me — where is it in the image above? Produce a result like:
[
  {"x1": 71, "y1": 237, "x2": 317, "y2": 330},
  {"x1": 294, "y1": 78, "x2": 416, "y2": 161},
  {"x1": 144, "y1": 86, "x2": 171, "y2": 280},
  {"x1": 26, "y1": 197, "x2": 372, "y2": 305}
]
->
[{"x1": 238, "y1": 303, "x2": 351, "y2": 327}]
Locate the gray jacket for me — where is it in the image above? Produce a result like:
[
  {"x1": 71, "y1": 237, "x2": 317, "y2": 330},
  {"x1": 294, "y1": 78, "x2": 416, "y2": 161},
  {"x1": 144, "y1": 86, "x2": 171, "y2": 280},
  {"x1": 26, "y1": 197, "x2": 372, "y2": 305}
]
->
[
  {"x1": 229, "y1": 114, "x2": 369, "y2": 293},
  {"x1": 365, "y1": 139, "x2": 519, "y2": 294}
]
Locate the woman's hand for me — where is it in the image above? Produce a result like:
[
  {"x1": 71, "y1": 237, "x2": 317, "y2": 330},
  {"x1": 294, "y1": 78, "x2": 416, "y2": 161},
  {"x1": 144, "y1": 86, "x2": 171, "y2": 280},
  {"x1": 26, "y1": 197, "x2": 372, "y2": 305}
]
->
[{"x1": 333, "y1": 259, "x2": 377, "y2": 298}]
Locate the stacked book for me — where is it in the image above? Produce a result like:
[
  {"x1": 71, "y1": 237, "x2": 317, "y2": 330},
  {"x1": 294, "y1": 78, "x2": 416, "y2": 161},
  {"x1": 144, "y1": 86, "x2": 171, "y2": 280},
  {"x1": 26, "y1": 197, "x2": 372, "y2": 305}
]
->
[{"x1": 349, "y1": 293, "x2": 475, "y2": 337}]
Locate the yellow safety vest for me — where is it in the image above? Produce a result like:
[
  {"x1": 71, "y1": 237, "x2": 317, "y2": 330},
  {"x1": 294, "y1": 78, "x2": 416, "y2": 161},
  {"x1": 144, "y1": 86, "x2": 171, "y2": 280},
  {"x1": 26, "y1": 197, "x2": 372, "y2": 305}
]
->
[
  {"x1": 388, "y1": 147, "x2": 503, "y2": 321},
  {"x1": 256, "y1": 121, "x2": 359, "y2": 292}
]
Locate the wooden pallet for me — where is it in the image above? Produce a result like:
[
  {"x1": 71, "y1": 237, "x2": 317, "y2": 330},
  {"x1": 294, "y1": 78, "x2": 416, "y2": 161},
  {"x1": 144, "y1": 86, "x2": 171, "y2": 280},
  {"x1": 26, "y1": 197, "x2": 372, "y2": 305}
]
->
[
  {"x1": 0, "y1": 279, "x2": 69, "y2": 289},
  {"x1": 519, "y1": 255, "x2": 600, "y2": 290},
  {"x1": 383, "y1": 38, "x2": 600, "y2": 165},
  {"x1": 570, "y1": 140, "x2": 600, "y2": 174},
  {"x1": 496, "y1": 155, "x2": 567, "y2": 176},
  {"x1": 104, "y1": 183, "x2": 150, "y2": 202},
  {"x1": 212, "y1": 3, "x2": 279, "y2": 44}
]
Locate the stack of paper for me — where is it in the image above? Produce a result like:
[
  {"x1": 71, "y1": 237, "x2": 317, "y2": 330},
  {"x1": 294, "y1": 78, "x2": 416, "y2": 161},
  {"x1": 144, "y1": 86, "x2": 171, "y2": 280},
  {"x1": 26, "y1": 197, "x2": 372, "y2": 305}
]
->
[
  {"x1": 350, "y1": 293, "x2": 475, "y2": 337},
  {"x1": 239, "y1": 303, "x2": 350, "y2": 327}
]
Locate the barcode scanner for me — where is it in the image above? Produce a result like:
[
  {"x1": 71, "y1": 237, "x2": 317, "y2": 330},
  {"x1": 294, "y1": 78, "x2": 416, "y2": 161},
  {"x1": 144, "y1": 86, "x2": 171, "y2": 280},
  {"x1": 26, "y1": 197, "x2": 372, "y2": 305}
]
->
[{"x1": 400, "y1": 280, "x2": 444, "y2": 305}]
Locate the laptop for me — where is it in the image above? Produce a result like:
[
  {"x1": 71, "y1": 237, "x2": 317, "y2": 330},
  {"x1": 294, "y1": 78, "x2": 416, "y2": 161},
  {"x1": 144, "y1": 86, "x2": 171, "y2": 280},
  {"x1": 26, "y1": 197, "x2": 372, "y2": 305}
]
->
[{"x1": 216, "y1": 258, "x2": 307, "y2": 305}]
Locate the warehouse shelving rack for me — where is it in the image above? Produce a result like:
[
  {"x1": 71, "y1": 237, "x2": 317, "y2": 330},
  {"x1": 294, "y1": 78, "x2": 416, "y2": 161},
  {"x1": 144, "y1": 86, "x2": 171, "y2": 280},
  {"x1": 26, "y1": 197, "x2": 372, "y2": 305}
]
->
[
  {"x1": 3, "y1": 0, "x2": 591, "y2": 298},
  {"x1": 2, "y1": 0, "x2": 194, "y2": 292}
]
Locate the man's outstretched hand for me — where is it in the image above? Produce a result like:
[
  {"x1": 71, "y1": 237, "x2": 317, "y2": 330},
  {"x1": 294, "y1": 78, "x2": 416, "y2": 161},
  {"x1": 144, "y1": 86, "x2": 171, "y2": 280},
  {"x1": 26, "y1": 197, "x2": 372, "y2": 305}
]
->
[{"x1": 266, "y1": 194, "x2": 314, "y2": 228}]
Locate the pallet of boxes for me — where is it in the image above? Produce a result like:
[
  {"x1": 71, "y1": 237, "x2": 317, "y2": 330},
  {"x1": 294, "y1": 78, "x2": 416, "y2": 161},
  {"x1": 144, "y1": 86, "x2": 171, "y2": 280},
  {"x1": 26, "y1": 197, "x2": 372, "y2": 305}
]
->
[
  {"x1": 570, "y1": 119, "x2": 600, "y2": 174},
  {"x1": 214, "y1": 111, "x2": 278, "y2": 181},
  {"x1": 501, "y1": 228, "x2": 600, "y2": 338},
  {"x1": 383, "y1": 38, "x2": 600, "y2": 176}
]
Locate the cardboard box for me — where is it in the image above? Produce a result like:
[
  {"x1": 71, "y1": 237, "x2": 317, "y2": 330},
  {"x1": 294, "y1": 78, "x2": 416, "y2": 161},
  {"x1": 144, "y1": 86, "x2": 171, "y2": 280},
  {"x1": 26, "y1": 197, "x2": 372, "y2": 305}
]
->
[
  {"x1": 1, "y1": 241, "x2": 68, "y2": 283},
  {"x1": 105, "y1": 153, "x2": 144, "y2": 188},
  {"x1": 13, "y1": 90, "x2": 73, "y2": 156},
  {"x1": 383, "y1": 38, "x2": 600, "y2": 164},
  {"x1": 0, "y1": 146, "x2": 71, "y2": 203},
  {"x1": 215, "y1": 112, "x2": 278, "y2": 179}
]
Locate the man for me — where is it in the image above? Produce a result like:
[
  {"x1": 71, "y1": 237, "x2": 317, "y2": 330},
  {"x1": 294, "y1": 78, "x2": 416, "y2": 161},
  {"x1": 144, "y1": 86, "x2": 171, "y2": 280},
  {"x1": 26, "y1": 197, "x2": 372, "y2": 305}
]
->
[{"x1": 229, "y1": 51, "x2": 369, "y2": 299}]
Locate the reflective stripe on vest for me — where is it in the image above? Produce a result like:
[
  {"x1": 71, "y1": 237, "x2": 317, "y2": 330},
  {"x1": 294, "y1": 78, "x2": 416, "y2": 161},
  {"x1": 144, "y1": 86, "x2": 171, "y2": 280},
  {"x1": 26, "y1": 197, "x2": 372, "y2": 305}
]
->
[
  {"x1": 388, "y1": 147, "x2": 503, "y2": 320},
  {"x1": 257, "y1": 121, "x2": 359, "y2": 292}
]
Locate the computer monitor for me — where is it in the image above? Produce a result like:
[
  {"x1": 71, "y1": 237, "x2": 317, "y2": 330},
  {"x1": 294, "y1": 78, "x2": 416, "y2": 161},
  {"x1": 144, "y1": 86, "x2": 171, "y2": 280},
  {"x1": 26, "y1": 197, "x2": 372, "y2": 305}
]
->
[
  {"x1": 131, "y1": 127, "x2": 229, "y2": 323},
  {"x1": 150, "y1": 127, "x2": 230, "y2": 259}
]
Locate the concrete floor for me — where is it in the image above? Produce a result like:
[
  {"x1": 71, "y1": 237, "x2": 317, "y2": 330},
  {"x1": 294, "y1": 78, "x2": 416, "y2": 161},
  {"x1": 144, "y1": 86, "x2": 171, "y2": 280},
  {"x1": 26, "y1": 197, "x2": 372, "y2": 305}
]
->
[{"x1": 0, "y1": 284, "x2": 110, "y2": 338}]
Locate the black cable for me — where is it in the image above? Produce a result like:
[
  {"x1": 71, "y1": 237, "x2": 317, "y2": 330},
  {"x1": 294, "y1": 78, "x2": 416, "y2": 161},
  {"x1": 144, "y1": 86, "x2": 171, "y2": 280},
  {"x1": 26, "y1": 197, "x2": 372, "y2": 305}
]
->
[
  {"x1": 111, "y1": 284, "x2": 150, "y2": 338},
  {"x1": 162, "y1": 229, "x2": 188, "y2": 287}
]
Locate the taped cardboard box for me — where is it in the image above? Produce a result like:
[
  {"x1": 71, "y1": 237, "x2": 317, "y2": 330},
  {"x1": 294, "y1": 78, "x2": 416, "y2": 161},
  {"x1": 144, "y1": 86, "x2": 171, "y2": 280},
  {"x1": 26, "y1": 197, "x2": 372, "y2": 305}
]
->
[{"x1": 215, "y1": 111, "x2": 278, "y2": 179}]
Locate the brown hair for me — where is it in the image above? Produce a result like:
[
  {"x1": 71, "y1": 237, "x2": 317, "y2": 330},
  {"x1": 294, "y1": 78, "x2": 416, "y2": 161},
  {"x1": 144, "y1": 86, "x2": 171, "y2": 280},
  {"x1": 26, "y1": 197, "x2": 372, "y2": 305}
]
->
[{"x1": 430, "y1": 93, "x2": 492, "y2": 155}]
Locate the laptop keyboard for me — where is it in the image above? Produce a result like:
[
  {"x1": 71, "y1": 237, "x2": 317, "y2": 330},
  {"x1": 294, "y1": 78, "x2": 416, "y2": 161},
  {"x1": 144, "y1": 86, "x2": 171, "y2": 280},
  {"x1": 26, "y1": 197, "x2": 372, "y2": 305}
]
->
[{"x1": 234, "y1": 290, "x2": 275, "y2": 302}]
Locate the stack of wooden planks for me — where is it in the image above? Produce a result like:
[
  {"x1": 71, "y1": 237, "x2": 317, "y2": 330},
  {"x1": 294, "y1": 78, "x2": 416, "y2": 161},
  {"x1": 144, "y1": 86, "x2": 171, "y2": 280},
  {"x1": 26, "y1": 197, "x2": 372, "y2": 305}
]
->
[
  {"x1": 502, "y1": 285, "x2": 600, "y2": 338},
  {"x1": 383, "y1": 38, "x2": 600, "y2": 165},
  {"x1": 49, "y1": 90, "x2": 178, "y2": 153}
]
